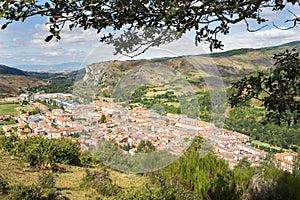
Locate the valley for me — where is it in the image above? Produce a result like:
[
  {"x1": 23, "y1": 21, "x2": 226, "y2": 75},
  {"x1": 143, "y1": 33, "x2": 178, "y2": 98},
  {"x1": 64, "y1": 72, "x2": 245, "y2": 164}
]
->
[{"x1": 0, "y1": 41, "x2": 299, "y2": 199}]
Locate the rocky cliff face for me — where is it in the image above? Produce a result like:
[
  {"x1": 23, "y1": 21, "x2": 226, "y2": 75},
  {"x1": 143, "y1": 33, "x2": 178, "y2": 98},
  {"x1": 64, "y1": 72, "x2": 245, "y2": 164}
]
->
[
  {"x1": 73, "y1": 60, "x2": 140, "y2": 101},
  {"x1": 72, "y1": 41, "x2": 300, "y2": 101}
]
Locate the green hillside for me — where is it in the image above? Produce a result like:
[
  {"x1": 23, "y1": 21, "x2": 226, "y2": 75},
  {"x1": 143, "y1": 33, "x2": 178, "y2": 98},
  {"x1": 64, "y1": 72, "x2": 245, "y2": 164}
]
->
[{"x1": 75, "y1": 41, "x2": 300, "y2": 99}]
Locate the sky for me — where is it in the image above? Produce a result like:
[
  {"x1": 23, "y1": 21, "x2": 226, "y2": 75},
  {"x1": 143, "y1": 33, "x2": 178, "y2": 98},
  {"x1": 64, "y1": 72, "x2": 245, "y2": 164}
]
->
[{"x1": 0, "y1": 5, "x2": 300, "y2": 69}]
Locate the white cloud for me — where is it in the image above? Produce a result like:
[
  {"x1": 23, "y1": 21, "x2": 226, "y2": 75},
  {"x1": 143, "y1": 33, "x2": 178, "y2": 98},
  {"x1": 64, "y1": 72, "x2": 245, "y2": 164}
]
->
[
  {"x1": 0, "y1": 41, "x2": 8, "y2": 48},
  {"x1": 2, "y1": 13, "x2": 300, "y2": 67},
  {"x1": 252, "y1": 28, "x2": 299, "y2": 39},
  {"x1": 60, "y1": 29, "x2": 100, "y2": 45},
  {"x1": 21, "y1": 57, "x2": 44, "y2": 63},
  {"x1": 43, "y1": 51, "x2": 60, "y2": 56},
  {"x1": 0, "y1": 54, "x2": 13, "y2": 59},
  {"x1": 221, "y1": 28, "x2": 300, "y2": 50},
  {"x1": 65, "y1": 48, "x2": 86, "y2": 55},
  {"x1": 30, "y1": 23, "x2": 100, "y2": 47}
]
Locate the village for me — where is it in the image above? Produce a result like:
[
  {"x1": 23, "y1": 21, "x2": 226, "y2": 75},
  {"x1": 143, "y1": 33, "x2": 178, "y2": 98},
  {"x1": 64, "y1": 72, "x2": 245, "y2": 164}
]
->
[{"x1": 0, "y1": 93, "x2": 298, "y2": 171}]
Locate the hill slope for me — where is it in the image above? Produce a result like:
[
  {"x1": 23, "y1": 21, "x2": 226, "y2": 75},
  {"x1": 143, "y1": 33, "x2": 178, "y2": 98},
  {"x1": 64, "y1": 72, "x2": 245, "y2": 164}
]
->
[
  {"x1": 75, "y1": 41, "x2": 300, "y2": 99},
  {"x1": 0, "y1": 64, "x2": 28, "y2": 76},
  {"x1": 0, "y1": 65, "x2": 47, "y2": 95}
]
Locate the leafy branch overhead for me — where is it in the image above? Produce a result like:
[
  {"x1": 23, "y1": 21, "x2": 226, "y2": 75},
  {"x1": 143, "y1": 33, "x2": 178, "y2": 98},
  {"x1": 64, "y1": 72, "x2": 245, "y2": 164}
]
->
[
  {"x1": 229, "y1": 49, "x2": 300, "y2": 126},
  {"x1": 1, "y1": 0, "x2": 300, "y2": 55}
]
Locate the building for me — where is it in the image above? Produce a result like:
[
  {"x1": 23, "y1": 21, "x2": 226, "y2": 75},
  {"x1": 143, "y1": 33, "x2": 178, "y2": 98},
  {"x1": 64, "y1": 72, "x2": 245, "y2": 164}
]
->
[{"x1": 274, "y1": 152, "x2": 299, "y2": 173}]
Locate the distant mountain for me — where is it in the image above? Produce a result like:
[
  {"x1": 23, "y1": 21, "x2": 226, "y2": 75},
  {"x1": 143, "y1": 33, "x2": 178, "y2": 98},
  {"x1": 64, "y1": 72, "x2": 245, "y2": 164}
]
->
[
  {"x1": 0, "y1": 64, "x2": 28, "y2": 76},
  {"x1": 0, "y1": 65, "x2": 47, "y2": 95},
  {"x1": 16, "y1": 62, "x2": 83, "y2": 72},
  {"x1": 201, "y1": 40, "x2": 300, "y2": 57}
]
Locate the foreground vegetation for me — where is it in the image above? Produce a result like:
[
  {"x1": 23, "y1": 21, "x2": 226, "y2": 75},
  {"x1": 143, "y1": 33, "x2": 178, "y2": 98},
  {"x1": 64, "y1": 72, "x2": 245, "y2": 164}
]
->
[
  {"x1": 0, "y1": 136, "x2": 148, "y2": 199},
  {"x1": 0, "y1": 136, "x2": 299, "y2": 200}
]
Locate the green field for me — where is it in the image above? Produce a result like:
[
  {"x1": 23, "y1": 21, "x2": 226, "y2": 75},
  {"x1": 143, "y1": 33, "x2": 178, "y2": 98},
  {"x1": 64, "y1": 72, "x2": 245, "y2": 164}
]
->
[
  {"x1": 17, "y1": 105, "x2": 35, "y2": 112},
  {"x1": 252, "y1": 140, "x2": 293, "y2": 152},
  {"x1": 0, "y1": 120, "x2": 16, "y2": 126},
  {"x1": 144, "y1": 90, "x2": 167, "y2": 97},
  {"x1": 0, "y1": 102, "x2": 19, "y2": 115},
  {"x1": 0, "y1": 102, "x2": 36, "y2": 115}
]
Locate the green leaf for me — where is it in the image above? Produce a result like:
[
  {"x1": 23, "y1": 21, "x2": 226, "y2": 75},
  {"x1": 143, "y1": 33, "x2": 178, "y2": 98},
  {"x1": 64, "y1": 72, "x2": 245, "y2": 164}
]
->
[
  {"x1": 1, "y1": 23, "x2": 8, "y2": 30},
  {"x1": 44, "y1": 35, "x2": 53, "y2": 42}
]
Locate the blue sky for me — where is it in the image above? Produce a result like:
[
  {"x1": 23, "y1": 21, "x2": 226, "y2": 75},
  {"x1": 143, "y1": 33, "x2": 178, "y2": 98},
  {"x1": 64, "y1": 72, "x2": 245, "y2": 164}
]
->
[{"x1": 0, "y1": 6, "x2": 299, "y2": 68}]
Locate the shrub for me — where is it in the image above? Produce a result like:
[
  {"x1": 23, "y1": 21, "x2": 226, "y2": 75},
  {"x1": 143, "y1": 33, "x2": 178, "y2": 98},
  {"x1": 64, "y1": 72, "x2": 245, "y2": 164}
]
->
[
  {"x1": 81, "y1": 169, "x2": 120, "y2": 197},
  {"x1": 0, "y1": 136, "x2": 81, "y2": 168},
  {"x1": 9, "y1": 173, "x2": 68, "y2": 200},
  {"x1": 0, "y1": 175, "x2": 9, "y2": 195},
  {"x1": 37, "y1": 172, "x2": 55, "y2": 189},
  {"x1": 9, "y1": 184, "x2": 43, "y2": 200},
  {"x1": 79, "y1": 151, "x2": 100, "y2": 167}
]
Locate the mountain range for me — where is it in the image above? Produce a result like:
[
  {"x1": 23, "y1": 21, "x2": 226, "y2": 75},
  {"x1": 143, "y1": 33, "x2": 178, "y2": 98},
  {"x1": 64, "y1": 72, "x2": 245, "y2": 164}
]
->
[
  {"x1": 1, "y1": 41, "x2": 299, "y2": 95},
  {"x1": 0, "y1": 64, "x2": 28, "y2": 76},
  {"x1": 15, "y1": 62, "x2": 82, "y2": 72},
  {"x1": 75, "y1": 41, "x2": 300, "y2": 98},
  {"x1": 0, "y1": 64, "x2": 47, "y2": 95}
]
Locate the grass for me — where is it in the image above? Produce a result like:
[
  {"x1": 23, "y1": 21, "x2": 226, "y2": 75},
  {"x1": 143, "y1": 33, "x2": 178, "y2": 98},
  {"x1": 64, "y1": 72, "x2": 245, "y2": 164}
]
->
[
  {"x1": 252, "y1": 140, "x2": 293, "y2": 152},
  {"x1": 17, "y1": 105, "x2": 35, "y2": 112},
  {"x1": 0, "y1": 102, "x2": 36, "y2": 116},
  {"x1": 0, "y1": 120, "x2": 16, "y2": 125},
  {"x1": 164, "y1": 102, "x2": 180, "y2": 107},
  {"x1": 0, "y1": 152, "x2": 40, "y2": 186},
  {"x1": 0, "y1": 152, "x2": 149, "y2": 200},
  {"x1": 128, "y1": 84, "x2": 183, "y2": 112},
  {"x1": 144, "y1": 90, "x2": 167, "y2": 97},
  {"x1": 0, "y1": 103, "x2": 19, "y2": 115}
]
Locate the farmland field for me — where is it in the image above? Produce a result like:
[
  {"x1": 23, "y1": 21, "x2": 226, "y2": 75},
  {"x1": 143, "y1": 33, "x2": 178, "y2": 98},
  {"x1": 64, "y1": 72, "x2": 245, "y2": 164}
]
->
[
  {"x1": 252, "y1": 140, "x2": 293, "y2": 152},
  {"x1": 0, "y1": 102, "x2": 35, "y2": 115},
  {"x1": 0, "y1": 102, "x2": 19, "y2": 114}
]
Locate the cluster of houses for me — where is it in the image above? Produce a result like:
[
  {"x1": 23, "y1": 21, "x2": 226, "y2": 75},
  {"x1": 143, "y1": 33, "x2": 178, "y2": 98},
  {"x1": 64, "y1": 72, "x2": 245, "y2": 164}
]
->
[
  {"x1": 70, "y1": 101, "x2": 270, "y2": 167},
  {"x1": 1, "y1": 93, "x2": 81, "y2": 141},
  {"x1": 3, "y1": 107, "x2": 80, "y2": 140},
  {"x1": 0, "y1": 93, "x2": 298, "y2": 171},
  {"x1": 206, "y1": 129, "x2": 268, "y2": 168}
]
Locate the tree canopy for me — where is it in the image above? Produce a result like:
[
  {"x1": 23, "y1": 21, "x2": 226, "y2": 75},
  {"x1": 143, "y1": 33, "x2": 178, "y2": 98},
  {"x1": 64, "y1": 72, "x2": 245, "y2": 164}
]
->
[
  {"x1": 229, "y1": 49, "x2": 300, "y2": 126},
  {"x1": 1, "y1": 0, "x2": 300, "y2": 56}
]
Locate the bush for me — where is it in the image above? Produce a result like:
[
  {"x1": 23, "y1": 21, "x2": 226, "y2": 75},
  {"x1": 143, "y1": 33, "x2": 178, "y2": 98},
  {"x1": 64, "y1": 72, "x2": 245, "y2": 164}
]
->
[
  {"x1": 37, "y1": 172, "x2": 55, "y2": 189},
  {"x1": 116, "y1": 182, "x2": 197, "y2": 200},
  {"x1": 81, "y1": 169, "x2": 120, "y2": 197},
  {"x1": 0, "y1": 175, "x2": 9, "y2": 195},
  {"x1": 9, "y1": 184, "x2": 43, "y2": 200},
  {"x1": 9, "y1": 173, "x2": 68, "y2": 200},
  {"x1": 0, "y1": 136, "x2": 81, "y2": 168},
  {"x1": 79, "y1": 151, "x2": 100, "y2": 167}
]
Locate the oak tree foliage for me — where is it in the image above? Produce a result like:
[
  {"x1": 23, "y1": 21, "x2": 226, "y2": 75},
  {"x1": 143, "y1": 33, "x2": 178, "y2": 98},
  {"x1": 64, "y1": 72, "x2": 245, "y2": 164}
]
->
[
  {"x1": 1, "y1": 0, "x2": 300, "y2": 56},
  {"x1": 229, "y1": 49, "x2": 300, "y2": 126}
]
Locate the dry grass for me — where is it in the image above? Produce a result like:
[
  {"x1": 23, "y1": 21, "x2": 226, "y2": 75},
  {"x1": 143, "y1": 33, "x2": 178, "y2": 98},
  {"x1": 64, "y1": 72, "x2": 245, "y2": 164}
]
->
[
  {"x1": 0, "y1": 152, "x2": 149, "y2": 200},
  {"x1": 0, "y1": 75, "x2": 46, "y2": 94},
  {"x1": 144, "y1": 90, "x2": 166, "y2": 97},
  {"x1": 0, "y1": 152, "x2": 40, "y2": 185}
]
